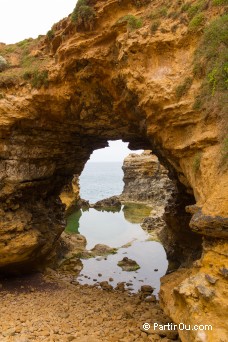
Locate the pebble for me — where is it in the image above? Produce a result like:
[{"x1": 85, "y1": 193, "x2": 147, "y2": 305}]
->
[{"x1": 0, "y1": 273, "x2": 178, "y2": 342}]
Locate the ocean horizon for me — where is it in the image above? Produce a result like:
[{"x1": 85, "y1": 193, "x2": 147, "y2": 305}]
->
[{"x1": 79, "y1": 162, "x2": 124, "y2": 203}]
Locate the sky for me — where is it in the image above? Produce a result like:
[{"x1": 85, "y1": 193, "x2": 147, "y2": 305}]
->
[
  {"x1": 89, "y1": 141, "x2": 142, "y2": 162},
  {"x1": 0, "y1": 0, "x2": 77, "y2": 44}
]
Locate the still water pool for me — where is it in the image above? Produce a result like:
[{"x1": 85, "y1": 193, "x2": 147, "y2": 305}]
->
[{"x1": 66, "y1": 203, "x2": 168, "y2": 295}]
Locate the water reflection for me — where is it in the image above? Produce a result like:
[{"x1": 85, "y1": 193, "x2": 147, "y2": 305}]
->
[
  {"x1": 123, "y1": 203, "x2": 152, "y2": 224},
  {"x1": 65, "y1": 203, "x2": 168, "y2": 295}
]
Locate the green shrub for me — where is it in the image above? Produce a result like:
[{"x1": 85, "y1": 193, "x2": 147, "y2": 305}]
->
[
  {"x1": 4, "y1": 46, "x2": 15, "y2": 54},
  {"x1": 192, "y1": 98, "x2": 202, "y2": 110},
  {"x1": 31, "y1": 70, "x2": 49, "y2": 89},
  {"x1": 23, "y1": 71, "x2": 32, "y2": 80},
  {"x1": 16, "y1": 39, "x2": 32, "y2": 49},
  {"x1": 149, "y1": 7, "x2": 168, "y2": 20},
  {"x1": 168, "y1": 11, "x2": 180, "y2": 20},
  {"x1": 207, "y1": 67, "x2": 218, "y2": 95},
  {"x1": 21, "y1": 54, "x2": 36, "y2": 68},
  {"x1": 71, "y1": 0, "x2": 96, "y2": 30},
  {"x1": 175, "y1": 77, "x2": 193, "y2": 99},
  {"x1": 193, "y1": 15, "x2": 228, "y2": 114},
  {"x1": 188, "y1": 13, "x2": 205, "y2": 31},
  {"x1": 212, "y1": 0, "x2": 228, "y2": 5},
  {"x1": 187, "y1": 1, "x2": 205, "y2": 19},
  {"x1": 0, "y1": 55, "x2": 7, "y2": 72},
  {"x1": 118, "y1": 15, "x2": 142, "y2": 30},
  {"x1": 47, "y1": 29, "x2": 55, "y2": 40},
  {"x1": 193, "y1": 153, "x2": 202, "y2": 172},
  {"x1": 193, "y1": 63, "x2": 205, "y2": 78},
  {"x1": 181, "y1": 3, "x2": 191, "y2": 12},
  {"x1": 151, "y1": 20, "x2": 161, "y2": 33}
]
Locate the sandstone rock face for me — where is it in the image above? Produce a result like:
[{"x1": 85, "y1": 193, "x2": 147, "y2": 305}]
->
[
  {"x1": 0, "y1": 1, "x2": 227, "y2": 339},
  {"x1": 121, "y1": 151, "x2": 173, "y2": 205},
  {"x1": 0, "y1": 0, "x2": 226, "y2": 270},
  {"x1": 60, "y1": 175, "x2": 80, "y2": 214},
  {"x1": 160, "y1": 239, "x2": 228, "y2": 342},
  {"x1": 121, "y1": 150, "x2": 202, "y2": 268}
]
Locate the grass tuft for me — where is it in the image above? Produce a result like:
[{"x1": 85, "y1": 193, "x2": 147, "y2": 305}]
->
[
  {"x1": 188, "y1": 13, "x2": 205, "y2": 31},
  {"x1": 175, "y1": 77, "x2": 193, "y2": 99},
  {"x1": 193, "y1": 153, "x2": 202, "y2": 172},
  {"x1": 118, "y1": 15, "x2": 143, "y2": 30}
]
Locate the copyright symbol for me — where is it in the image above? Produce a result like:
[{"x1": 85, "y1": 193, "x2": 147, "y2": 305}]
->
[{"x1": 143, "y1": 323, "x2": 151, "y2": 331}]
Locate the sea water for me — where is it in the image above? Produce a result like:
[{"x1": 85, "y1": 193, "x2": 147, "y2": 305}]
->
[
  {"x1": 66, "y1": 162, "x2": 168, "y2": 295},
  {"x1": 79, "y1": 162, "x2": 124, "y2": 203}
]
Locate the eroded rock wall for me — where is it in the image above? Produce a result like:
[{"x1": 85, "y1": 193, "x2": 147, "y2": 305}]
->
[
  {"x1": 60, "y1": 175, "x2": 80, "y2": 214},
  {"x1": 121, "y1": 150, "x2": 174, "y2": 205},
  {"x1": 121, "y1": 150, "x2": 202, "y2": 267},
  {"x1": 0, "y1": 1, "x2": 227, "y2": 339}
]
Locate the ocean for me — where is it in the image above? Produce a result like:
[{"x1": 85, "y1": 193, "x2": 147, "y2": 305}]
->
[{"x1": 79, "y1": 162, "x2": 124, "y2": 203}]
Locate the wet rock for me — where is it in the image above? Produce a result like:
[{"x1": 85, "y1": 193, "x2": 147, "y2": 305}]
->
[
  {"x1": 61, "y1": 232, "x2": 87, "y2": 257},
  {"x1": 91, "y1": 244, "x2": 117, "y2": 256},
  {"x1": 141, "y1": 285, "x2": 154, "y2": 293},
  {"x1": 118, "y1": 257, "x2": 140, "y2": 271},
  {"x1": 57, "y1": 255, "x2": 83, "y2": 275},
  {"x1": 99, "y1": 281, "x2": 113, "y2": 291},
  {"x1": 144, "y1": 295, "x2": 156, "y2": 302},
  {"x1": 79, "y1": 250, "x2": 94, "y2": 259},
  {"x1": 92, "y1": 196, "x2": 121, "y2": 210},
  {"x1": 116, "y1": 282, "x2": 125, "y2": 292}
]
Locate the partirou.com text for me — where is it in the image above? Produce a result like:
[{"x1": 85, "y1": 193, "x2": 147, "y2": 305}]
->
[{"x1": 143, "y1": 322, "x2": 213, "y2": 331}]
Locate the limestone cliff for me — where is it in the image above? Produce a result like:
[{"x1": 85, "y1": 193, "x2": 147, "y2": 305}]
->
[
  {"x1": 121, "y1": 150, "x2": 202, "y2": 269},
  {"x1": 121, "y1": 150, "x2": 173, "y2": 204},
  {"x1": 0, "y1": 0, "x2": 227, "y2": 340}
]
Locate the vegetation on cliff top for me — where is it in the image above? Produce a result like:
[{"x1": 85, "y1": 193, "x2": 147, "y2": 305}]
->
[
  {"x1": 192, "y1": 13, "x2": 228, "y2": 163},
  {"x1": 193, "y1": 15, "x2": 228, "y2": 129},
  {"x1": 71, "y1": 0, "x2": 96, "y2": 31},
  {"x1": 0, "y1": 37, "x2": 50, "y2": 89}
]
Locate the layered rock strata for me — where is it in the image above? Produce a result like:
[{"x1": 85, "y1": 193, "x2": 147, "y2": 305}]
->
[
  {"x1": 121, "y1": 151, "x2": 202, "y2": 267},
  {"x1": 0, "y1": 0, "x2": 227, "y2": 270},
  {"x1": 121, "y1": 151, "x2": 174, "y2": 205},
  {"x1": 0, "y1": 0, "x2": 227, "y2": 340}
]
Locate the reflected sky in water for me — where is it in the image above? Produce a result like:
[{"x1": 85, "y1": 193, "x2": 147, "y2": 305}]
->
[{"x1": 66, "y1": 204, "x2": 168, "y2": 295}]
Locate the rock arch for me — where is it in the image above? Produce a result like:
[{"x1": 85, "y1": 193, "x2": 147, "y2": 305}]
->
[
  {"x1": 1, "y1": 1, "x2": 227, "y2": 339},
  {"x1": 0, "y1": 0, "x2": 227, "y2": 271}
]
